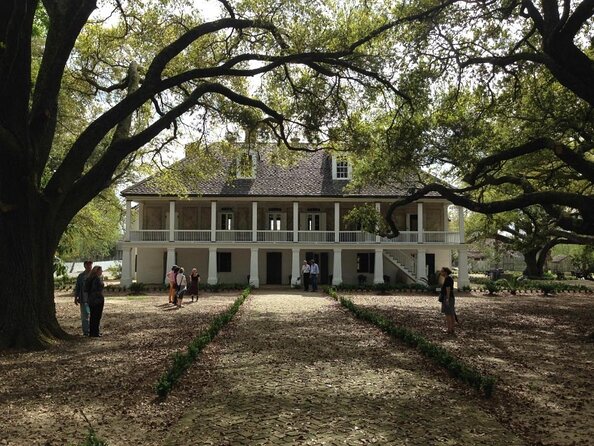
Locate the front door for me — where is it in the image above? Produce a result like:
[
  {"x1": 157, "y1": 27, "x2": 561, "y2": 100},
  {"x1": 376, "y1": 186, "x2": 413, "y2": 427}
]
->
[
  {"x1": 426, "y1": 253, "x2": 436, "y2": 283},
  {"x1": 266, "y1": 252, "x2": 283, "y2": 284}
]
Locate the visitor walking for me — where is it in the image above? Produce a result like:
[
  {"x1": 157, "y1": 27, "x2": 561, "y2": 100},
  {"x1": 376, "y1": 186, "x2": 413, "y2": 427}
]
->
[
  {"x1": 301, "y1": 260, "x2": 310, "y2": 291},
  {"x1": 85, "y1": 266, "x2": 105, "y2": 337},
  {"x1": 176, "y1": 267, "x2": 187, "y2": 308},
  {"x1": 166, "y1": 265, "x2": 179, "y2": 304},
  {"x1": 439, "y1": 267, "x2": 456, "y2": 335},
  {"x1": 309, "y1": 259, "x2": 319, "y2": 292},
  {"x1": 74, "y1": 260, "x2": 93, "y2": 336},
  {"x1": 188, "y1": 268, "x2": 200, "y2": 302}
]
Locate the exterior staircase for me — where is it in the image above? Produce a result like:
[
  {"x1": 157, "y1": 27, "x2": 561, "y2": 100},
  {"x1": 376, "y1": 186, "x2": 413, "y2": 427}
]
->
[{"x1": 383, "y1": 250, "x2": 419, "y2": 284}]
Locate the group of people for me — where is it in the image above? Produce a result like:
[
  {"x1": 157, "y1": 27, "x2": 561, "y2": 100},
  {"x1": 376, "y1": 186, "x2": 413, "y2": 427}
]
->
[
  {"x1": 300, "y1": 258, "x2": 320, "y2": 292},
  {"x1": 166, "y1": 265, "x2": 200, "y2": 308},
  {"x1": 74, "y1": 260, "x2": 105, "y2": 337}
]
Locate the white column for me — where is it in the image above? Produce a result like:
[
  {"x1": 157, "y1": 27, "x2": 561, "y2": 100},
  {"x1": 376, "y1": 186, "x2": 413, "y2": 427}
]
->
[
  {"x1": 417, "y1": 201, "x2": 424, "y2": 243},
  {"x1": 120, "y1": 248, "x2": 132, "y2": 287},
  {"x1": 444, "y1": 204, "x2": 450, "y2": 231},
  {"x1": 291, "y1": 248, "x2": 301, "y2": 287},
  {"x1": 166, "y1": 247, "x2": 176, "y2": 280},
  {"x1": 458, "y1": 248, "x2": 470, "y2": 289},
  {"x1": 374, "y1": 248, "x2": 384, "y2": 284},
  {"x1": 375, "y1": 202, "x2": 381, "y2": 243},
  {"x1": 207, "y1": 247, "x2": 218, "y2": 285},
  {"x1": 124, "y1": 200, "x2": 132, "y2": 241},
  {"x1": 416, "y1": 249, "x2": 427, "y2": 281},
  {"x1": 293, "y1": 202, "x2": 299, "y2": 242},
  {"x1": 252, "y1": 201, "x2": 258, "y2": 242},
  {"x1": 169, "y1": 201, "x2": 175, "y2": 242},
  {"x1": 210, "y1": 201, "x2": 217, "y2": 242},
  {"x1": 334, "y1": 202, "x2": 340, "y2": 242},
  {"x1": 332, "y1": 248, "x2": 343, "y2": 285},
  {"x1": 249, "y1": 247, "x2": 259, "y2": 288},
  {"x1": 458, "y1": 206, "x2": 465, "y2": 243},
  {"x1": 138, "y1": 203, "x2": 144, "y2": 229}
]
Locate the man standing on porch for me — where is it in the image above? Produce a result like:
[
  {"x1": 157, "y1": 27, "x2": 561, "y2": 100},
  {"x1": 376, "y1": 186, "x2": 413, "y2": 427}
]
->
[
  {"x1": 309, "y1": 259, "x2": 320, "y2": 292},
  {"x1": 301, "y1": 260, "x2": 310, "y2": 291}
]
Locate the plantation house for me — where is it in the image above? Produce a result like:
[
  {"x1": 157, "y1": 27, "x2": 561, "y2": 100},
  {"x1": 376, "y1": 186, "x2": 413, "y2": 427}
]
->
[{"x1": 118, "y1": 145, "x2": 469, "y2": 288}]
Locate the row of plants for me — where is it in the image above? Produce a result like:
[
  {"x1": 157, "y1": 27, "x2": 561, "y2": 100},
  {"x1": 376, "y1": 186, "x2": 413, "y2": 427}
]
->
[
  {"x1": 333, "y1": 283, "x2": 431, "y2": 293},
  {"x1": 482, "y1": 279, "x2": 592, "y2": 296},
  {"x1": 155, "y1": 286, "x2": 252, "y2": 398},
  {"x1": 324, "y1": 287, "x2": 496, "y2": 398}
]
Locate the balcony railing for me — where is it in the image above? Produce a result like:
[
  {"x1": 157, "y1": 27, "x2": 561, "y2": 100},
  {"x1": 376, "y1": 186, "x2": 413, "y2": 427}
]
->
[
  {"x1": 257, "y1": 230, "x2": 294, "y2": 242},
  {"x1": 129, "y1": 230, "x2": 169, "y2": 242},
  {"x1": 127, "y1": 230, "x2": 461, "y2": 244}
]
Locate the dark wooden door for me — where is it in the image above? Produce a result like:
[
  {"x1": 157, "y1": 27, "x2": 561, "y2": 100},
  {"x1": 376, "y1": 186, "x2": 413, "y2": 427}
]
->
[
  {"x1": 266, "y1": 252, "x2": 283, "y2": 284},
  {"x1": 426, "y1": 253, "x2": 436, "y2": 282}
]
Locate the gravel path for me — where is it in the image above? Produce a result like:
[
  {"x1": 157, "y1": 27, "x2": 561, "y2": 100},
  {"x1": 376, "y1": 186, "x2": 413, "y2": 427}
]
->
[{"x1": 166, "y1": 291, "x2": 523, "y2": 445}]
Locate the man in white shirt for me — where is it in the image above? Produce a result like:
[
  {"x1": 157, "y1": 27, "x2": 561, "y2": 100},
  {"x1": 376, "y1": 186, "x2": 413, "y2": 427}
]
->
[
  {"x1": 301, "y1": 260, "x2": 310, "y2": 291},
  {"x1": 309, "y1": 259, "x2": 320, "y2": 292}
]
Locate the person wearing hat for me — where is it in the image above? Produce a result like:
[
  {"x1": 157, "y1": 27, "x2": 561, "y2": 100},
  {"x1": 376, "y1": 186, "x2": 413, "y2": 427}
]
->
[
  {"x1": 166, "y1": 265, "x2": 179, "y2": 304},
  {"x1": 301, "y1": 260, "x2": 310, "y2": 291},
  {"x1": 309, "y1": 259, "x2": 320, "y2": 292}
]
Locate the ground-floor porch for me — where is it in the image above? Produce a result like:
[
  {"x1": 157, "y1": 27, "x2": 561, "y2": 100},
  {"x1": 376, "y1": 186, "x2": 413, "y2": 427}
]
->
[{"x1": 120, "y1": 245, "x2": 469, "y2": 288}]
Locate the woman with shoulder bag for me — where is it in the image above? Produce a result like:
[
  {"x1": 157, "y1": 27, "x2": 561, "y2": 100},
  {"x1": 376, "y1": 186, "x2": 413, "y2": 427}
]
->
[{"x1": 85, "y1": 266, "x2": 105, "y2": 337}]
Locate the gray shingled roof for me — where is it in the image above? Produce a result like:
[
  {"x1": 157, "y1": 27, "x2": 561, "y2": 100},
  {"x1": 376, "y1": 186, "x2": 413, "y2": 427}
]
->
[{"x1": 122, "y1": 150, "x2": 440, "y2": 198}]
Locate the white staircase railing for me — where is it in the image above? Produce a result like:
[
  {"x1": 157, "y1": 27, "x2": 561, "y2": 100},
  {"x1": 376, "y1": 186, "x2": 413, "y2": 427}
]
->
[{"x1": 384, "y1": 250, "x2": 418, "y2": 283}]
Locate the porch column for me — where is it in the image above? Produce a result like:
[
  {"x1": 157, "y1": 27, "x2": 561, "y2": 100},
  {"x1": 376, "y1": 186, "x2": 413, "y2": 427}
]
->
[
  {"x1": 443, "y1": 204, "x2": 450, "y2": 231},
  {"x1": 458, "y1": 206, "x2": 465, "y2": 243},
  {"x1": 252, "y1": 201, "x2": 258, "y2": 242},
  {"x1": 138, "y1": 203, "x2": 144, "y2": 229},
  {"x1": 210, "y1": 201, "x2": 217, "y2": 242},
  {"x1": 374, "y1": 248, "x2": 384, "y2": 284},
  {"x1": 332, "y1": 248, "x2": 342, "y2": 286},
  {"x1": 334, "y1": 202, "x2": 340, "y2": 242},
  {"x1": 207, "y1": 247, "x2": 218, "y2": 285},
  {"x1": 166, "y1": 247, "x2": 176, "y2": 274},
  {"x1": 458, "y1": 248, "x2": 470, "y2": 289},
  {"x1": 416, "y1": 248, "x2": 427, "y2": 281},
  {"x1": 124, "y1": 200, "x2": 132, "y2": 241},
  {"x1": 291, "y1": 248, "x2": 301, "y2": 287},
  {"x1": 293, "y1": 201, "x2": 299, "y2": 242},
  {"x1": 121, "y1": 247, "x2": 132, "y2": 287},
  {"x1": 169, "y1": 200, "x2": 175, "y2": 242},
  {"x1": 375, "y1": 202, "x2": 382, "y2": 243},
  {"x1": 249, "y1": 247, "x2": 259, "y2": 288},
  {"x1": 417, "y1": 201, "x2": 424, "y2": 243}
]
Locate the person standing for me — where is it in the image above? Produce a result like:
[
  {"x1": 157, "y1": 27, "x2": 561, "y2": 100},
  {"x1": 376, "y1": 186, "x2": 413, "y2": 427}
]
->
[
  {"x1": 301, "y1": 260, "x2": 310, "y2": 292},
  {"x1": 309, "y1": 259, "x2": 320, "y2": 292},
  {"x1": 188, "y1": 268, "x2": 200, "y2": 302},
  {"x1": 166, "y1": 265, "x2": 178, "y2": 304},
  {"x1": 176, "y1": 267, "x2": 187, "y2": 308},
  {"x1": 85, "y1": 266, "x2": 105, "y2": 338},
  {"x1": 439, "y1": 267, "x2": 456, "y2": 335},
  {"x1": 74, "y1": 260, "x2": 93, "y2": 336}
]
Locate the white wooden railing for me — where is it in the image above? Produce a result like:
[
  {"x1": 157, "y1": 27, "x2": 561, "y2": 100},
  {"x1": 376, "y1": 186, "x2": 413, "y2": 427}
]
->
[
  {"x1": 385, "y1": 250, "x2": 417, "y2": 275},
  {"x1": 129, "y1": 230, "x2": 169, "y2": 242},
  {"x1": 298, "y1": 231, "x2": 335, "y2": 242},
  {"x1": 257, "y1": 231, "x2": 294, "y2": 242},
  {"x1": 126, "y1": 230, "x2": 460, "y2": 244},
  {"x1": 174, "y1": 230, "x2": 211, "y2": 242}
]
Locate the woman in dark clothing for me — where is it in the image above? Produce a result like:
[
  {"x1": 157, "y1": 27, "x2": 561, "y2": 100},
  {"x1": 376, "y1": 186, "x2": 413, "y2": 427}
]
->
[
  {"x1": 440, "y1": 267, "x2": 456, "y2": 335},
  {"x1": 85, "y1": 266, "x2": 105, "y2": 337},
  {"x1": 188, "y1": 268, "x2": 200, "y2": 302}
]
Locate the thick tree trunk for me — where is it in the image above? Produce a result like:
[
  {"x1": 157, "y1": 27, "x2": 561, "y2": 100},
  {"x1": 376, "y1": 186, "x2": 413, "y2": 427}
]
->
[
  {"x1": 523, "y1": 249, "x2": 544, "y2": 278},
  {"x1": 0, "y1": 196, "x2": 68, "y2": 350}
]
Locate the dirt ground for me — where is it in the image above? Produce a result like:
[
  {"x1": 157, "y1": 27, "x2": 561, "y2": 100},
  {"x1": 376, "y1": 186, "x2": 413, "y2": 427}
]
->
[
  {"x1": 350, "y1": 292, "x2": 594, "y2": 446},
  {"x1": 0, "y1": 291, "x2": 239, "y2": 446}
]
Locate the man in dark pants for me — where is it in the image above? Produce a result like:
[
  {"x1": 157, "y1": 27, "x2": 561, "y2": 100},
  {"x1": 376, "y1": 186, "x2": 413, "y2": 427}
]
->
[
  {"x1": 301, "y1": 260, "x2": 310, "y2": 291},
  {"x1": 309, "y1": 259, "x2": 319, "y2": 292}
]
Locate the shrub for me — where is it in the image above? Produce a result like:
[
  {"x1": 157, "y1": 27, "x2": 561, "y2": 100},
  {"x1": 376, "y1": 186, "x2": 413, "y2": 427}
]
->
[
  {"x1": 485, "y1": 280, "x2": 501, "y2": 296},
  {"x1": 128, "y1": 282, "x2": 146, "y2": 295},
  {"x1": 80, "y1": 429, "x2": 108, "y2": 446},
  {"x1": 540, "y1": 283, "x2": 556, "y2": 296}
]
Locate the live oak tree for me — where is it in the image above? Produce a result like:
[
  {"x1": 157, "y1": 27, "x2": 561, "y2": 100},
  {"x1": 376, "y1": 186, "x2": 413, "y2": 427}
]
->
[
  {"x1": 0, "y1": 0, "x2": 444, "y2": 349},
  {"x1": 350, "y1": 0, "x2": 594, "y2": 241}
]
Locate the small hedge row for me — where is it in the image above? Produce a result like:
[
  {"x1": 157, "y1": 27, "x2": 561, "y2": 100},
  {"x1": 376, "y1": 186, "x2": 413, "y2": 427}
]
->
[
  {"x1": 155, "y1": 286, "x2": 252, "y2": 397},
  {"x1": 325, "y1": 287, "x2": 495, "y2": 398},
  {"x1": 480, "y1": 279, "x2": 592, "y2": 296}
]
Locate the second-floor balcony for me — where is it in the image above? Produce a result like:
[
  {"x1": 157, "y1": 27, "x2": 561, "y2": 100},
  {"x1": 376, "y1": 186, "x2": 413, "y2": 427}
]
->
[{"x1": 127, "y1": 229, "x2": 461, "y2": 244}]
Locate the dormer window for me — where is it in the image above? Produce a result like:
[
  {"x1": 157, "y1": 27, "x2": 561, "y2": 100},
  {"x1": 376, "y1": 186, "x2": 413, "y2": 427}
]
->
[
  {"x1": 236, "y1": 152, "x2": 256, "y2": 179},
  {"x1": 332, "y1": 156, "x2": 352, "y2": 180}
]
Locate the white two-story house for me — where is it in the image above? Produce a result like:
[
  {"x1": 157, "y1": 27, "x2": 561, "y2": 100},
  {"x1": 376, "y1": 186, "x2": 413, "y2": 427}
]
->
[{"x1": 118, "y1": 147, "x2": 470, "y2": 288}]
